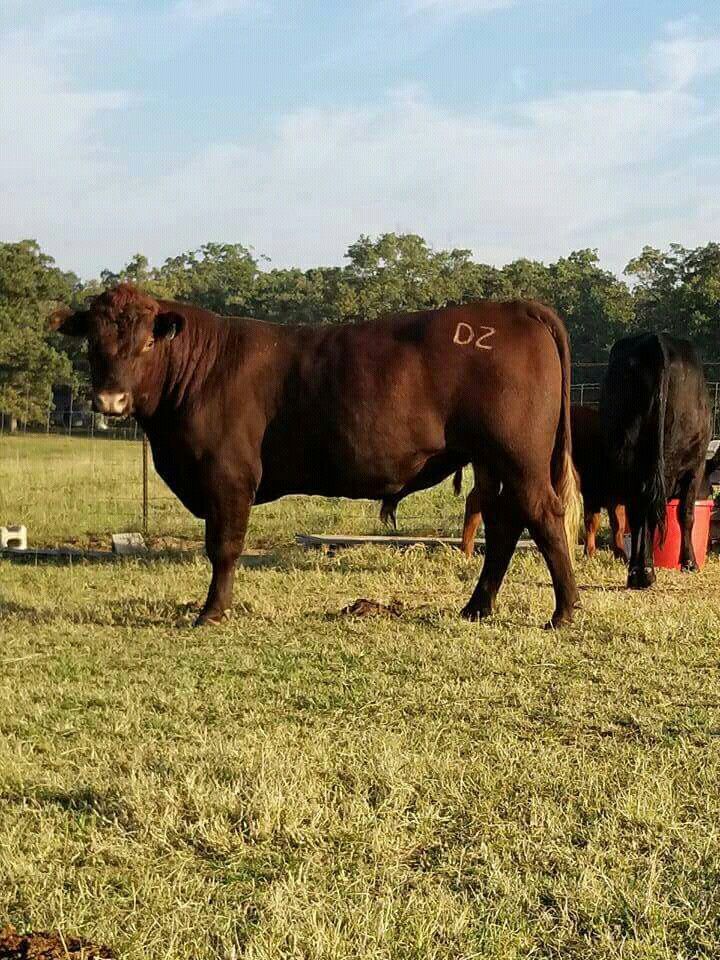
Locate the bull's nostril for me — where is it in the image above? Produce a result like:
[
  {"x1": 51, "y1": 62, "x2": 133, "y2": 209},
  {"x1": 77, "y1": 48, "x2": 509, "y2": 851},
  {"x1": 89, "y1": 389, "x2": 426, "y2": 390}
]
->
[{"x1": 95, "y1": 392, "x2": 129, "y2": 416}]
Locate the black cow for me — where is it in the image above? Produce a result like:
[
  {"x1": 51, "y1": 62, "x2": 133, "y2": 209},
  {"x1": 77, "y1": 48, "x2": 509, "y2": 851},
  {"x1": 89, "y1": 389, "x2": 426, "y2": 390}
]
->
[{"x1": 601, "y1": 332, "x2": 711, "y2": 589}]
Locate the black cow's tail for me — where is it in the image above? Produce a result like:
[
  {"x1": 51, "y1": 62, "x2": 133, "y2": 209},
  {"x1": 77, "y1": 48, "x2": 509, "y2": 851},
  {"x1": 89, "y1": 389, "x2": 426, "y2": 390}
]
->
[
  {"x1": 530, "y1": 303, "x2": 582, "y2": 564},
  {"x1": 648, "y1": 351, "x2": 670, "y2": 545},
  {"x1": 452, "y1": 468, "x2": 463, "y2": 496}
]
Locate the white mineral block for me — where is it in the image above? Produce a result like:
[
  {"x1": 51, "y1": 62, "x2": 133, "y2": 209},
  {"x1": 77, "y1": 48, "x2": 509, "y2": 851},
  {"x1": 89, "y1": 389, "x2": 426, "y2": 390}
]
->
[
  {"x1": 111, "y1": 532, "x2": 147, "y2": 556},
  {"x1": 1, "y1": 525, "x2": 28, "y2": 550}
]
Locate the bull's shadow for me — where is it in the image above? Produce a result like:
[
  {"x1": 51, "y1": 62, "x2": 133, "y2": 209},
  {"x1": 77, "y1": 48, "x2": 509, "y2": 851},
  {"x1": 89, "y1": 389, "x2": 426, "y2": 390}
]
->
[{"x1": 0, "y1": 548, "x2": 280, "y2": 569}]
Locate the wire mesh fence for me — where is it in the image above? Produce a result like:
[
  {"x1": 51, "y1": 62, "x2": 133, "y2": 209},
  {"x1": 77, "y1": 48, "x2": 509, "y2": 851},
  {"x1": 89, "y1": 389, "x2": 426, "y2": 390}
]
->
[
  {"x1": 2, "y1": 379, "x2": 720, "y2": 548},
  {"x1": 570, "y1": 382, "x2": 720, "y2": 437}
]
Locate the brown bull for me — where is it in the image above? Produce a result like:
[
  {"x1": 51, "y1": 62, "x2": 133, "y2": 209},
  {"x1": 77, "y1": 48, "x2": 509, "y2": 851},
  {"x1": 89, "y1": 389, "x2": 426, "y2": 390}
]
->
[{"x1": 52, "y1": 285, "x2": 580, "y2": 627}]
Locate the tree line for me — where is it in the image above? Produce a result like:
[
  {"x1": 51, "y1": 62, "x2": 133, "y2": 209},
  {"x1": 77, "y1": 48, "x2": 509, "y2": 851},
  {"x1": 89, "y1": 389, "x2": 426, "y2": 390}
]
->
[{"x1": 1, "y1": 234, "x2": 719, "y2": 422}]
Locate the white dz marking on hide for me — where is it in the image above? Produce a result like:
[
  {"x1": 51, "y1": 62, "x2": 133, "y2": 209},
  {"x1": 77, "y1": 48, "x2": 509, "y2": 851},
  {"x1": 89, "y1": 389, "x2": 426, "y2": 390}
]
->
[{"x1": 453, "y1": 322, "x2": 495, "y2": 350}]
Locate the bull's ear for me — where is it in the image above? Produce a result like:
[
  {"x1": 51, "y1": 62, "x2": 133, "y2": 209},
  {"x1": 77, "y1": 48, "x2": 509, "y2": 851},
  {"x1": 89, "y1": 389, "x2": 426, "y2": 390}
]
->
[
  {"x1": 49, "y1": 306, "x2": 88, "y2": 337},
  {"x1": 153, "y1": 310, "x2": 184, "y2": 342}
]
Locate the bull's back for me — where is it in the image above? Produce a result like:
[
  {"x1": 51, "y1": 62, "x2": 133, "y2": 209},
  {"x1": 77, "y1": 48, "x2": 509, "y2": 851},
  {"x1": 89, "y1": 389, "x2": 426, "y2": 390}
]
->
[
  {"x1": 312, "y1": 300, "x2": 562, "y2": 434},
  {"x1": 260, "y1": 300, "x2": 565, "y2": 498}
]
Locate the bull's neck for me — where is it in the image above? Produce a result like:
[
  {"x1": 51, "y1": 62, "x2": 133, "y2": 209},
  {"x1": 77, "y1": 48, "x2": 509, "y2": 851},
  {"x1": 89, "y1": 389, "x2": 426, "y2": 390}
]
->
[{"x1": 137, "y1": 313, "x2": 235, "y2": 424}]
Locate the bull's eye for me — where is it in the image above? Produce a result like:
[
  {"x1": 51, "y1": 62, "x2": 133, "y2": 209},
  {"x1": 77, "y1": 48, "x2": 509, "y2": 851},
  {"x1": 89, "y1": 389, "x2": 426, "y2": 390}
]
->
[{"x1": 142, "y1": 337, "x2": 155, "y2": 353}]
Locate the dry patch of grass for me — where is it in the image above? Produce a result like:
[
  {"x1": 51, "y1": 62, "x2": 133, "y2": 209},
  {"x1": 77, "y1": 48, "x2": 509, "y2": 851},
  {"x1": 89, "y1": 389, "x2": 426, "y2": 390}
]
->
[
  {"x1": 2, "y1": 542, "x2": 720, "y2": 958},
  {"x1": 2, "y1": 435, "x2": 720, "y2": 958}
]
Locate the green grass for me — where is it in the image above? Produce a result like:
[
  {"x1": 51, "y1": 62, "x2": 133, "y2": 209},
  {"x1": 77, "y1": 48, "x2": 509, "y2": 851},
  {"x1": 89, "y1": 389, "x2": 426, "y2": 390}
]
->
[{"x1": 2, "y1": 435, "x2": 720, "y2": 959}]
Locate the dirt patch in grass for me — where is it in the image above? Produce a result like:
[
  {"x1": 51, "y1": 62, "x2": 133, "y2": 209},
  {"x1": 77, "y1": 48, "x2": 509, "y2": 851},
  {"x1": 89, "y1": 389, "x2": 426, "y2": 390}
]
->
[
  {"x1": 340, "y1": 597, "x2": 404, "y2": 617},
  {"x1": 0, "y1": 926, "x2": 114, "y2": 959}
]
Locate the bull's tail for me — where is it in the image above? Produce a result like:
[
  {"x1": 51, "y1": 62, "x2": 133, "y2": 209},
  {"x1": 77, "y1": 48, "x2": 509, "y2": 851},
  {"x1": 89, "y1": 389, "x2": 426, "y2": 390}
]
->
[
  {"x1": 531, "y1": 303, "x2": 582, "y2": 564},
  {"x1": 452, "y1": 468, "x2": 464, "y2": 496}
]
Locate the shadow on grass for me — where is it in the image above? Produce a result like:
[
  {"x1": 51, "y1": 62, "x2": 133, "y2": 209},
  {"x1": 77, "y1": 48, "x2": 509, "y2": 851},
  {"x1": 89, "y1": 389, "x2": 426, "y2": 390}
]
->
[
  {"x1": 523, "y1": 579, "x2": 628, "y2": 594},
  {"x1": 0, "y1": 596, "x2": 200, "y2": 628},
  {"x1": 0, "y1": 548, "x2": 280, "y2": 568},
  {"x1": 0, "y1": 783, "x2": 135, "y2": 828},
  {"x1": 0, "y1": 600, "x2": 61, "y2": 624}
]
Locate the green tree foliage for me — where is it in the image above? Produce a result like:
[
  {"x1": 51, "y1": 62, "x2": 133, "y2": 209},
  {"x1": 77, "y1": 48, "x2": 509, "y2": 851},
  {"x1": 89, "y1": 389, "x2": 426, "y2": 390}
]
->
[
  {"x1": 248, "y1": 267, "x2": 353, "y2": 325},
  {"x1": 154, "y1": 243, "x2": 261, "y2": 314},
  {"x1": 101, "y1": 244, "x2": 262, "y2": 314},
  {"x1": 0, "y1": 241, "x2": 77, "y2": 424},
  {"x1": 7, "y1": 235, "x2": 720, "y2": 402},
  {"x1": 546, "y1": 250, "x2": 635, "y2": 363},
  {"x1": 626, "y1": 243, "x2": 720, "y2": 358},
  {"x1": 342, "y1": 233, "x2": 500, "y2": 319}
]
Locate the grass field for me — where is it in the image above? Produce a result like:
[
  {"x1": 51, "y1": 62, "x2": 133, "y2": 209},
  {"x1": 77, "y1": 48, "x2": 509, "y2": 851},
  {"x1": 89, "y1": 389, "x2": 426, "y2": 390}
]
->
[{"x1": 2, "y1": 435, "x2": 720, "y2": 959}]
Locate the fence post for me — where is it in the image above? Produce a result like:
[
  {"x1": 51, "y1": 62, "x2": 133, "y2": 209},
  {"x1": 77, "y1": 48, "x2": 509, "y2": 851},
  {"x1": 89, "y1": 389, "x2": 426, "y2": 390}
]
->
[
  {"x1": 142, "y1": 432, "x2": 149, "y2": 537},
  {"x1": 68, "y1": 389, "x2": 73, "y2": 437},
  {"x1": 714, "y1": 382, "x2": 719, "y2": 439},
  {"x1": 580, "y1": 383, "x2": 585, "y2": 406}
]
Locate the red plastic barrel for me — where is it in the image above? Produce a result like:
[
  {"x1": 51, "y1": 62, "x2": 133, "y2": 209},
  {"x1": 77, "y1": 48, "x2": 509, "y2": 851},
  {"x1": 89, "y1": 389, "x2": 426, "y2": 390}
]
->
[{"x1": 652, "y1": 499, "x2": 713, "y2": 570}]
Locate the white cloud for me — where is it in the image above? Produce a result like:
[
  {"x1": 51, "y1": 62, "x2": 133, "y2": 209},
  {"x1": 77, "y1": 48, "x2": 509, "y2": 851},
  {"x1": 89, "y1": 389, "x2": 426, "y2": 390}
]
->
[
  {"x1": 172, "y1": 0, "x2": 261, "y2": 22},
  {"x1": 0, "y1": 11, "x2": 719, "y2": 278},
  {"x1": 403, "y1": 0, "x2": 516, "y2": 14},
  {"x1": 37, "y1": 82, "x2": 718, "y2": 277},
  {"x1": 0, "y1": 16, "x2": 129, "y2": 254},
  {"x1": 651, "y1": 20, "x2": 720, "y2": 89}
]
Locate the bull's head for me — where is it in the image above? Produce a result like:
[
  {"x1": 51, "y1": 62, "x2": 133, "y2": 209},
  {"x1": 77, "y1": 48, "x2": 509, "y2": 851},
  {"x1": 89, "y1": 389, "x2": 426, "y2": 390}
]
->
[{"x1": 50, "y1": 285, "x2": 184, "y2": 418}]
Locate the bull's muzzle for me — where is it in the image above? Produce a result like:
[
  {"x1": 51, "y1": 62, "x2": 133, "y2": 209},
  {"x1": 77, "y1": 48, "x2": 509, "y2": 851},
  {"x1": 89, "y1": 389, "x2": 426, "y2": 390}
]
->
[{"x1": 93, "y1": 391, "x2": 131, "y2": 417}]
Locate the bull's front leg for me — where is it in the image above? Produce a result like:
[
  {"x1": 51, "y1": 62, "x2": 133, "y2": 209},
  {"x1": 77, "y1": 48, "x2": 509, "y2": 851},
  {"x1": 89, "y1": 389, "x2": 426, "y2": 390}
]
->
[
  {"x1": 677, "y1": 469, "x2": 702, "y2": 572},
  {"x1": 196, "y1": 470, "x2": 257, "y2": 627}
]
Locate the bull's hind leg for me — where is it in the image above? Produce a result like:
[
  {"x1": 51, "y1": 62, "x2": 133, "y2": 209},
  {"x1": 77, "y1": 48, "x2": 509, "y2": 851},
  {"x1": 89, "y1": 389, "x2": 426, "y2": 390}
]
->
[
  {"x1": 519, "y1": 485, "x2": 579, "y2": 628},
  {"x1": 461, "y1": 477, "x2": 522, "y2": 621}
]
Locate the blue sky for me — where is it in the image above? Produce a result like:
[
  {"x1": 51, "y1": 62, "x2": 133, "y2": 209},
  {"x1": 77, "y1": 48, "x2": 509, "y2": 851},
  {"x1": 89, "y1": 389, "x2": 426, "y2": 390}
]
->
[{"x1": 1, "y1": 0, "x2": 719, "y2": 277}]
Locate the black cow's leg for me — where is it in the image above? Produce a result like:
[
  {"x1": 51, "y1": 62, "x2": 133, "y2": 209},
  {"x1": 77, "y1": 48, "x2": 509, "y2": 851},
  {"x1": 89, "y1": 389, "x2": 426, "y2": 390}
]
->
[
  {"x1": 461, "y1": 490, "x2": 522, "y2": 621},
  {"x1": 196, "y1": 493, "x2": 253, "y2": 627},
  {"x1": 677, "y1": 469, "x2": 702, "y2": 571},
  {"x1": 626, "y1": 499, "x2": 655, "y2": 589}
]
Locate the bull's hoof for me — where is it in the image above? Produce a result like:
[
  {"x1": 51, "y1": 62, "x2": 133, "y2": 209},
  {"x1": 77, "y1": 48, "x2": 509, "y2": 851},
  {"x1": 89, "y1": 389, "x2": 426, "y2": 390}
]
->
[
  {"x1": 460, "y1": 600, "x2": 492, "y2": 622},
  {"x1": 681, "y1": 560, "x2": 699, "y2": 573},
  {"x1": 546, "y1": 599, "x2": 579, "y2": 629},
  {"x1": 627, "y1": 566, "x2": 656, "y2": 590},
  {"x1": 379, "y1": 501, "x2": 398, "y2": 530},
  {"x1": 612, "y1": 548, "x2": 629, "y2": 563},
  {"x1": 194, "y1": 609, "x2": 231, "y2": 627}
]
